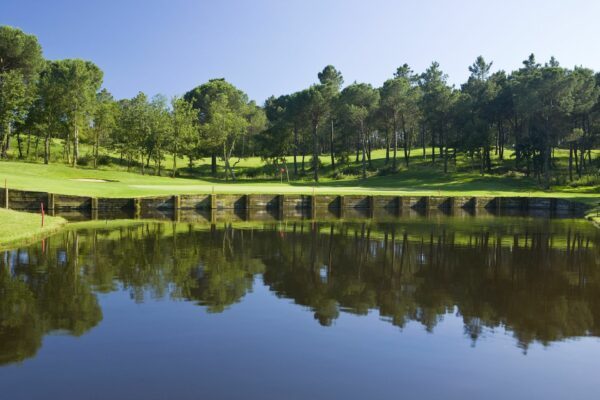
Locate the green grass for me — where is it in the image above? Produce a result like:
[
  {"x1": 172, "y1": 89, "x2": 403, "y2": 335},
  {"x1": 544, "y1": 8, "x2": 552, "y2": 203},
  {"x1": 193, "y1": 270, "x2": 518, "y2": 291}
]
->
[
  {"x1": 1, "y1": 138, "x2": 598, "y2": 207},
  {"x1": 1, "y1": 158, "x2": 598, "y2": 203},
  {"x1": 0, "y1": 208, "x2": 67, "y2": 249}
]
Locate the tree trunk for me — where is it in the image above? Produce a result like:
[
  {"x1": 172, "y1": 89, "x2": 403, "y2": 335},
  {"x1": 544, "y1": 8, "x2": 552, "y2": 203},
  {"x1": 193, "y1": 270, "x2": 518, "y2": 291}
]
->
[
  {"x1": 34, "y1": 136, "x2": 39, "y2": 159},
  {"x1": 443, "y1": 147, "x2": 448, "y2": 174},
  {"x1": 330, "y1": 119, "x2": 336, "y2": 172},
  {"x1": 361, "y1": 122, "x2": 367, "y2": 179},
  {"x1": 392, "y1": 124, "x2": 398, "y2": 170},
  {"x1": 312, "y1": 122, "x2": 319, "y2": 182},
  {"x1": 568, "y1": 144, "x2": 573, "y2": 182},
  {"x1": 421, "y1": 125, "x2": 426, "y2": 160},
  {"x1": 431, "y1": 131, "x2": 436, "y2": 164},
  {"x1": 16, "y1": 131, "x2": 23, "y2": 159},
  {"x1": 574, "y1": 145, "x2": 580, "y2": 178},
  {"x1": 385, "y1": 127, "x2": 390, "y2": 165},
  {"x1": 73, "y1": 125, "x2": 79, "y2": 167},
  {"x1": 1, "y1": 122, "x2": 10, "y2": 158},
  {"x1": 355, "y1": 130, "x2": 360, "y2": 162},
  {"x1": 293, "y1": 126, "x2": 298, "y2": 177},
  {"x1": 44, "y1": 134, "x2": 50, "y2": 164},
  {"x1": 172, "y1": 146, "x2": 177, "y2": 178},
  {"x1": 156, "y1": 151, "x2": 161, "y2": 176},
  {"x1": 211, "y1": 153, "x2": 217, "y2": 177},
  {"x1": 93, "y1": 131, "x2": 99, "y2": 169},
  {"x1": 403, "y1": 129, "x2": 410, "y2": 168},
  {"x1": 393, "y1": 132, "x2": 399, "y2": 169},
  {"x1": 543, "y1": 144, "x2": 551, "y2": 189}
]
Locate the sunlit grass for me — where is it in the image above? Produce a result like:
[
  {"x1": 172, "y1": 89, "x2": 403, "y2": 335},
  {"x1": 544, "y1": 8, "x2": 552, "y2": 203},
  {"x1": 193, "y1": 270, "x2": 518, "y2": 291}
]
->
[{"x1": 0, "y1": 208, "x2": 66, "y2": 249}]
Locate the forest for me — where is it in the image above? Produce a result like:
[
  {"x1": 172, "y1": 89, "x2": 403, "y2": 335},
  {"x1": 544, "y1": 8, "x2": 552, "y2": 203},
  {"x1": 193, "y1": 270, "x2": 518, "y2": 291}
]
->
[{"x1": 1, "y1": 25, "x2": 599, "y2": 188}]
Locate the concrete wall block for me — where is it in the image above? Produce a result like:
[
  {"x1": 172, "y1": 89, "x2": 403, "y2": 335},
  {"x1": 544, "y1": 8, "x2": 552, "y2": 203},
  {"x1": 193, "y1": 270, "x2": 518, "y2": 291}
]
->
[
  {"x1": 345, "y1": 195, "x2": 370, "y2": 209},
  {"x1": 7, "y1": 190, "x2": 48, "y2": 210},
  {"x1": 248, "y1": 194, "x2": 279, "y2": 209},
  {"x1": 215, "y1": 194, "x2": 246, "y2": 209},
  {"x1": 139, "y1": 196, "x2": 174, "y2": 211},
  {"x1": 54, "y1": 194, "x2": 91, "y2": 210},
  {"x1": 179, "y1": 194, "x2": 211, "y2": 210}
]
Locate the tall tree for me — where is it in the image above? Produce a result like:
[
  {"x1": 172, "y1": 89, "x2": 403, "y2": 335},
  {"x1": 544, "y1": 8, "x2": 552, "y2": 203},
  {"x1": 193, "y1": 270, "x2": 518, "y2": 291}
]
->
[
  {"x1": 457, "y1": 56, "x2": 498, "y2": 173},
  {"x1": 184, "y1": 79, "x2": 250, "y2": 179},
  {"x1": 380, "y1": 65, "x2": 421, "y2": 169},
  {"x1": 0, "y1": 26, "x2": 43, "y2": 158},
  {"x1": 419, "y1": 62, "x2": 455, "y2": 172},
  {"x1": 43, "y1": 59, "x2": 103, "y2": 166},
  {"x1": 301, "y1": 85, "x2": 330, "y2": 182},
  {"x1": 170, "y1": 96, "x2": 198, "y2": 177},
  {"x1": 318, "y1": 65, "x2": 344, "y2": 172},
  {"x1": 339, "y1": 83, "x2": 379, "y2": 178},
  {"x1": 91, "y1": 89, "x2": 117, "y2": 168}
]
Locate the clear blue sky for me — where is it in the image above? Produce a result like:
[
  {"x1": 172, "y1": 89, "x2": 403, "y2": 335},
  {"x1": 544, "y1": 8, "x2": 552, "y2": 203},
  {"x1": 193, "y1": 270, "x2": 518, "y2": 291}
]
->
[{"x1": 3, "y1": 0, "x2": 600, "y2": 103}]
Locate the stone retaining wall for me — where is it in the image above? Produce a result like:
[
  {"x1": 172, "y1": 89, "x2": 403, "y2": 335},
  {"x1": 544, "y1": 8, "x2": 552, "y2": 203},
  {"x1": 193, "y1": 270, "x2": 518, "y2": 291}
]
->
[{"x1": 1, "y1": 189, "x2": 589, "y2": 218}]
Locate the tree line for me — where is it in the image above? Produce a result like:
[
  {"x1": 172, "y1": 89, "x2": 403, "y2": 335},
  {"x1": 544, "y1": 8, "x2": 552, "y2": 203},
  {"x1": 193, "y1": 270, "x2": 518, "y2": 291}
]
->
[{"x1": 1, "y1": 26, "x2": 599, "y2": 186}]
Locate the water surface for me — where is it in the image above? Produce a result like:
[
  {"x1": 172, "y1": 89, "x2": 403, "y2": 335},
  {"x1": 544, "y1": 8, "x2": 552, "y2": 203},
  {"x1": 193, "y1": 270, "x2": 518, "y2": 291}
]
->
[{"x1": 1, "y1": 214, "x2": 599, "y2": 399}]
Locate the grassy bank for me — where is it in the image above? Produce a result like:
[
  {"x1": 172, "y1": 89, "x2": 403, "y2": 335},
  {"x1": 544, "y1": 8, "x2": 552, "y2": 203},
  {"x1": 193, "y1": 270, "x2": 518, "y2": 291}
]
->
[
  {"x1": 0, "y1": 159, "x2": 598, "y2": 203},
  {"x1": 0, "y1": 208, "x2": 67, "y2": 249}
]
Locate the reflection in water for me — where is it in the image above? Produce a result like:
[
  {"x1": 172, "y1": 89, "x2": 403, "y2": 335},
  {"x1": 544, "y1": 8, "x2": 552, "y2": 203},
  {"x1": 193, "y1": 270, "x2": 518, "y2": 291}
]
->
[{"x1": 0, "y1": 216, "x2": 599, "y2": 366}]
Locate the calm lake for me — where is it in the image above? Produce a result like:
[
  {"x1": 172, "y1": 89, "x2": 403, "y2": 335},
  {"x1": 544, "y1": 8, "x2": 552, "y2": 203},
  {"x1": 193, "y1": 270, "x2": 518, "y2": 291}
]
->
[{"x1": 1, "y1": 213, "x2": 599, "y2": 399}]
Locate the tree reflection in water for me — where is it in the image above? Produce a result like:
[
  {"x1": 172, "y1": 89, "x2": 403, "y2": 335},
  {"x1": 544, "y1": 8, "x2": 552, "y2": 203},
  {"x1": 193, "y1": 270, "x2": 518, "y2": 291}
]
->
[{"x1": 1, "y1": 217, "x2": 598, "y2": 364}]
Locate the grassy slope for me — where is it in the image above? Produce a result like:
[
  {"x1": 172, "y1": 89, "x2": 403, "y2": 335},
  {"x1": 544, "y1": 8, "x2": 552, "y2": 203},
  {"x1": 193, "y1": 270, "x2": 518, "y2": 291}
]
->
[
  {"x1": 0, "y1": 208, "x2": 67, "y2": 249},
  {"x1": 1, "y1": 142, "x2": 598, "y2": 205}
]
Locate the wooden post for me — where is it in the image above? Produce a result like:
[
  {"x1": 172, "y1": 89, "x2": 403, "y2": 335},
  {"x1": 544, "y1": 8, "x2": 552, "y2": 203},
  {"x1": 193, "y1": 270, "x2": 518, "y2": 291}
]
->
[
  {"x1": 423, "y1": 196, "x2": 430, "y2": 210},
  {"x1": 173, "y1": 195, "x2": 181, "y2": 222},
  {"x1": 246, "y1": 194, "x2": 251, "y2": 210},
  {"x1": 278, "y1": 195, "x2": 284, "y2": 219},
  {"x1": 210, "y1": 194, "x2": 217, "y2": 210},
  {"x1": 134, "y1": 198, "x2": 141, "y2": 219},
  {"x1": 368, "y1": 195, "x2": 375, "y2": 218},
  {"x1": 310, "y1": 195, "x2": 316, "y2": 219},
  {"x1": 447, "y1": 197, "x2": 455, "y2": 211},
  {"x1": 396, "y1": 196, "x2": 403, "y2": 217},
  {"x1": 48, "y1": 193, "x2": 55, "y2": 212},
  {"x1": 339, "y1": 196, "x2": 345, "y2": 219},
  {"x1": 4, "y1": 179, "x2": 8, "y2": 209},
  {"x1": 91, "y1": 197, "x2": 99, "y2": 220}
]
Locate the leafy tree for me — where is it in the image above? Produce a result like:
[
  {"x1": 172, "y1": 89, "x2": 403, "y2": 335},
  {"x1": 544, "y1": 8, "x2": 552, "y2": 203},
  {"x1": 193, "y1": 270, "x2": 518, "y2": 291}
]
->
[
  {"x1": 184, "y1": 79, "x2": 250, "y2": 178},
  {"x1": 511, "y1": 55, "x2": 576, "y2": 186},
  {"x1": 0, "y1": 26, "x2": 43, "y2": 158},
  {"x1": 300, "y1": 84, "x2": 332, "y2": 182},
  {"x1": 318, "y1": 65, "x2": 344, "y2": 171},
  {"x1": 380, "y1": 65, "x2": 421, "y2": 168},
  {"x1": 419, "y1": 62, "x2": 455, "y2": 172},
  {"x1": 91, "y1": 89, "x2": 117, "y2": 168},
  {"x1": 145, "y1": 94, "x2": 171, "y2": 175},
  {"x1": 42, "y1": 59, "x2": 103, "y2": 166},
  {"x1": 170, "y1": 96, "x2": 198, "y2": 177},
  {"x1": 338, "y1": 83, "x2": 379, "y2": 178},
  {"x1": 456, "y1": 56, "x2": 498, "y2": 174}
]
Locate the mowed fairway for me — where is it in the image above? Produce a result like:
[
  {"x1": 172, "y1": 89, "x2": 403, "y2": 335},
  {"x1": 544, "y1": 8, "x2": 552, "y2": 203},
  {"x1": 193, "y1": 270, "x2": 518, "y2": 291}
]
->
[{"x1": 1, "y1": 159, "x2": 599, "y2": 205}]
